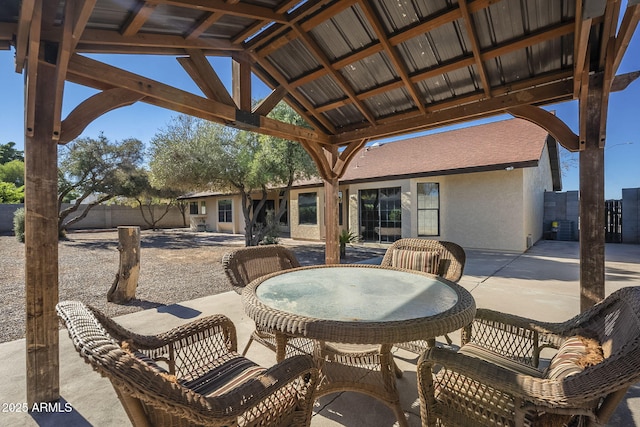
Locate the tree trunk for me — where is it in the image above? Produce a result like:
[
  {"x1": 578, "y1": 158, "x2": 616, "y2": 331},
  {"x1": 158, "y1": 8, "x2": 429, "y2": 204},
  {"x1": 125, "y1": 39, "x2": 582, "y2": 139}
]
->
[{"x1": 108, "y1": 226, "x2": 141, "y2": 303}]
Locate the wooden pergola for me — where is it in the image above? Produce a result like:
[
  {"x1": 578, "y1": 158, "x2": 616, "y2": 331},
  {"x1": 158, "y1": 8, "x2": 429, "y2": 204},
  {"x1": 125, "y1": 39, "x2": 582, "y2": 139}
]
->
[{"x1": 0, "y1": 0, "x2": 638, "y2": 405}]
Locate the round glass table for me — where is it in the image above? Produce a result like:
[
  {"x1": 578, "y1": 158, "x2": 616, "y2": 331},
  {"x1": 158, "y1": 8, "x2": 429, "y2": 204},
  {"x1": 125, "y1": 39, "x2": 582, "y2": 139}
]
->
[{"x1": 242, "y1": 264, "x2": 476, "y2": 427}]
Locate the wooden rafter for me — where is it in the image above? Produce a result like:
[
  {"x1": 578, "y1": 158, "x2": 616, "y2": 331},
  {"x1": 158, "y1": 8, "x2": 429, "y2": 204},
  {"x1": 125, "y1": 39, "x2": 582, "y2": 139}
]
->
[
  {"x1": 613, "y1": 1, "x2": 640, "y2": 75},
  {"x1": 232, "y1": 55, "x2": 251, "y2": 111},
  {"x1": 62, "y1": 53, "x2": 331, "y2": 144},
  {"x1": 24, "y1": 0, "x2": 42, "y2": 138},
  {"x1": 185, "y1": 12, "x2": 223, "y2": 40},
  {"x1": 52, "y1": 0, "x2": 97, "y2": 140},
  {"x1": 55, "y1": 28, "x2": 244, "y2": 52},
  {"x1": 599, "y1": 0, "x2": 621, "y2": 69},
  {"x1": 292, "y1": 23, "x2": 377, "y2": 125},
  {"x1": 252, "y1": 86, "x2": 286, "y2": 116},
  {"x1": 292, "y1": 21, "x2": 574, "y2": 115},
  {"x1": 573, "y1": 0, "x2": 591, "y2": 97},
  {"x1": 14, "y1": 0, "x2": 35, "y2": 72},
  {"x1": 250, "y1": 50, "x2": 337, "y2": 134},
  {"x1": 458, "y1": 0, "x2": 491, "y2": 97},
  {"x1": 335, "y1": 79, "x2": 574, "y2": 144},
  {"x1": 149, "y1": 0, "x2": 289, "y2": 24},
  {"x1": 121, "y1": 1, "x2": 157, "y2": 36},
  {"x1": 177, "y1": 49, "x2": 235, "y2": 106},
  {"x1": 357, "y1": 0, "x2": 425, "y2": 114}
]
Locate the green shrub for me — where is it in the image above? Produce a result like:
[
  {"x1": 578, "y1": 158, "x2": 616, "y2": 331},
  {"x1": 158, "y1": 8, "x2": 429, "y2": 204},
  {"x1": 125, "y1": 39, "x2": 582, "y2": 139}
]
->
[{"x1": 13, "y1": 207, "x2": 25, "y2": 243}]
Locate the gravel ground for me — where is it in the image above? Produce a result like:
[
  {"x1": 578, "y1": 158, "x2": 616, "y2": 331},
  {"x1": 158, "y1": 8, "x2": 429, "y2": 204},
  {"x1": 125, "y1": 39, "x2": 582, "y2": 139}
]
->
[{"x1": 0, "y1": 228, "x2": 385, "y2": 343}]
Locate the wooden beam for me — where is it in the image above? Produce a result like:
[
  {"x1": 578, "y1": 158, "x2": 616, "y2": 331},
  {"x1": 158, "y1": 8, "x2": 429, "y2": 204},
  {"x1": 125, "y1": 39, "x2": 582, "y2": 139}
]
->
[
  {"x1": 357, "y1": 0, "x2": 425, "y2": 113},
  {"x1": 232, "y1": 56, "x2": 252, "y2": 111},
  {"x1": 185, "y1": 11, "x2": 223, "y2": 40},
  {"x1": 252, "y1": 86, "x2": 286, "y2": 116},
  {"x1": 573, "y1": 0, "x2": 592, "y2": 98},
  {"x1": 458, "y1": 0, "x2": 491, "y2": 97},
  {"x1": 148, "y1": 0, "x2": 290, "y2": 24},
  {"x1": 14, "y1": 0, "x2": 35, "y2": 72},
  {"x1": 25, "y1": 42, "x2": 60, "y2": 407},
  {"x1": 24, "y1": 0, "x2": 42, "y2": 138},
  {"x1": 51, "y1": 0, "x2": 97, "y2": 140},
  {"x1": 613, "y1": 2, "x2": 640, "y2": 75},
  {"x1": 59, "y1": 88, "x2": 144, "y2": 144},
  {"x1": 598, "y1": 0, "x2": 620, "y2": 69},
  {"x1": 507, "y1": 105, "x2": 580, "y2": 152},
  {"x1": 579, "y1": 72, "x2": 607, "y2": 311},
  {"x1": 64, "y1": 54, "x2": 331, "y2": 144},
  {"x1": 298, "y1": 21, "x2": 574, "y2": 116},
  {"x1": 121, "y1": 1, "x2": 157, "y2": 36},
  {"x1": 177, "y1": 49, "x2": 235, "y2": 106},
  {"x1": 293, "y1": 23, "x2": 377, "y2": 125},
  {"x1": 46, "y1": 28, "x2": 244, "y2": 51},
  {"x1": 334, "y1": 79, "x2": 574, "y2": 144},
  {"x1": 250, "y1": 51, "x2": 337, "y2": 133}
]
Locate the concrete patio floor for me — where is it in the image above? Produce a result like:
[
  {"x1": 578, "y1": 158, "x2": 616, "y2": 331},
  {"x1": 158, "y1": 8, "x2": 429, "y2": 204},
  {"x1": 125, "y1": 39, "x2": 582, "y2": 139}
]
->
[{"x1": 1, "y1": 240, "x2": 640, "y2": 426}]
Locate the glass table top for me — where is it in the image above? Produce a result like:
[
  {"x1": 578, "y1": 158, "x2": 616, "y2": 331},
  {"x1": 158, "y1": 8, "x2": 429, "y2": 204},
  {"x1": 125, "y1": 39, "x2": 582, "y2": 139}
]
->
[{"x1": 255, "y1": 266, "x2": 458, "y2": 322}]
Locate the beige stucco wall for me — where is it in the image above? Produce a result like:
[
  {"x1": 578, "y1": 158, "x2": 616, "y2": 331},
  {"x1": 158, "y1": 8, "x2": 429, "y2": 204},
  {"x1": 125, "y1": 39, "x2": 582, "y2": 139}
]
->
[
  {"x1": 421, "y1": 170, "x2": 527, "y2": 252},
  {"x1": 523, "y1": 141, "x2": 555, "y2": 248}
]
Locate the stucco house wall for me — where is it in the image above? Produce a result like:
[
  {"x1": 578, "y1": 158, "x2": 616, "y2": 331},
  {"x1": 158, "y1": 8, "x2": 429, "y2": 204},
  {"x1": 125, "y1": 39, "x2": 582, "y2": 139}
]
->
[
  {"x1": 523, "y1": 141, "x2": 556, "y2": 247},
  {"x1": 290, "y1": 187, "x2": 323, "y2": 241}
]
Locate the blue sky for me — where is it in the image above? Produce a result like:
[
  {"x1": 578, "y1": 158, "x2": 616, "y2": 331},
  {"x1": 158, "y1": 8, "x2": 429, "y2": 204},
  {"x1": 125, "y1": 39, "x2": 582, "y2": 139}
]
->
[{"x1": 0, "y1": 28, "x2": 638, "y2": 199}]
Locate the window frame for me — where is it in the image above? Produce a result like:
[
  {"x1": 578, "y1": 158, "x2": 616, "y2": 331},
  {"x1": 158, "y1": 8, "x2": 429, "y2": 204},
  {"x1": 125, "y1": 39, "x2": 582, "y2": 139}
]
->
[
  {"x1": 298, "y1": 192, "x2": 318, "y2": 225},
  {"x1": 218, "y1": 199, "x2": 232, "y2": 223},
  {"x1": 417, "y1": 182, "x2": 440, "y2": 236}
]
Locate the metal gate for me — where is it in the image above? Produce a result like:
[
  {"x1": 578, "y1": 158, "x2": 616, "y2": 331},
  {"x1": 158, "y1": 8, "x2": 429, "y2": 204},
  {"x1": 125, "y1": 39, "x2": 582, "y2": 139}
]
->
[{"x1": 605, "y1": 199, "x2": 623, "y2": 243}]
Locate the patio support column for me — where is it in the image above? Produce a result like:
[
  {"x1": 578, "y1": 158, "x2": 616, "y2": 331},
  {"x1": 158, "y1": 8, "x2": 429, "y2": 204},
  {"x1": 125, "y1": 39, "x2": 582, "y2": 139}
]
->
[
  {"x1": 299, "y1": 139, "x2": 367, "y2": 265},
  {"x1": 324, "y1": 176, "x2": 340, "y2": 264},
  {"x1": 579, "y1": 72, "x2": 607, "y2": 311},
  {"x1": 25, "y1": 50, "x2": 60, "y2": 404}
]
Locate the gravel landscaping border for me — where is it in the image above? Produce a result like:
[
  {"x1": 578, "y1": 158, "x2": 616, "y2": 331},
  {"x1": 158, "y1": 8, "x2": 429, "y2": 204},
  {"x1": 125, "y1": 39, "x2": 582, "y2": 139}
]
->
[{"x1": 0, "y1": 229, "x2": 385, "y2": 343}]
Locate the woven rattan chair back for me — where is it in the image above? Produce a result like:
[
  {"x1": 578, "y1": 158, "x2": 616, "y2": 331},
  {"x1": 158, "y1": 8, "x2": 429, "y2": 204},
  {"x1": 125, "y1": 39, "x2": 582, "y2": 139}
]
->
[
  {"x1": 223, "y1": 245, "x2": 301, "y2": 294},
  {"x1": 380, "y1": 238, "x2": 466, "y2": 282},
  {"x1": 56, "y1": 300, "x2": 318, "y2": 427},
  {"x1": 222, "y1": 245, "x2": 311, "y2": 358}
]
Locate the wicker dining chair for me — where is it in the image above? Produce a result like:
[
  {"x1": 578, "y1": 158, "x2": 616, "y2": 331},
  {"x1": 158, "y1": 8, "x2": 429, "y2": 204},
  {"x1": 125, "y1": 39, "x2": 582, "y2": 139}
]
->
[
  {"x1": 57, "y1": 300, "x2": 318, "y2": 427},
  {"x1": 222, "y1": 245, "x2": 314, "y2": 358},
  {"x1": 381, "y1": 238, "x2": 466, "y2": 352},
  {"x1": 417, "y1": 286, "x2": 640, "y2": 427}
]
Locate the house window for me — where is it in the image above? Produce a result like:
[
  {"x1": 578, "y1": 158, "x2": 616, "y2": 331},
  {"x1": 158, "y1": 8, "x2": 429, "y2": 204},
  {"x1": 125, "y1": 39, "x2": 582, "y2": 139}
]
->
[
  {"x1": 298, "y1": 192, "x2": 317, "y2": 225},
  {"x1": 200, "y1": 201, "x2": 206, "y2": 215},
  {"x1": 189, "y1": 202, "x2": 198, "y2": 215},
  {"x1": 417, "y1": 183, "x2": 439, "y2": 236},
  {"x1": 218, "y1": 199, "x2": 232, "y2": 223}
]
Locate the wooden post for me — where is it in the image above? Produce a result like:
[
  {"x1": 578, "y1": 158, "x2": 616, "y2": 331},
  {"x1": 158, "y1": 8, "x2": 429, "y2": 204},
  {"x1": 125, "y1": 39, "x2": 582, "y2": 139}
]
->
[
  {"x1": 579, "y1": 73, "x2": 606, "y2": 311},
  {"x1": 324, "y1": 177, "x2": 340, "y2": 264},
  {"x1": 25, "y1": 54, "x2": 60, "y2": 405},
  {"x1": 108, "y1": 226, "x2": 141, "y2": 303}
]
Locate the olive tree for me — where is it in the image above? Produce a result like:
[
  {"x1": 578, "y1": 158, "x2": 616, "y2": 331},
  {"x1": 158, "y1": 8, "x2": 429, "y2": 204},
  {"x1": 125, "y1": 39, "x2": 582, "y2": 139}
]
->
[
  {"x1": 149, "y1": 105, "x2": 318, "y2": 246},
  {"x1": 58, "y1": 133, "x2": 144, "y2": 234}
]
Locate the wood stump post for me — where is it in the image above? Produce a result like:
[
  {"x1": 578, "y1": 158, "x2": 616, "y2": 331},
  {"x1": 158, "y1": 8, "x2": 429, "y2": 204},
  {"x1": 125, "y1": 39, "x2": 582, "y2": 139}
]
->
[{"x1": 108, "y1": 226, "x2": 141, "y2": 303}]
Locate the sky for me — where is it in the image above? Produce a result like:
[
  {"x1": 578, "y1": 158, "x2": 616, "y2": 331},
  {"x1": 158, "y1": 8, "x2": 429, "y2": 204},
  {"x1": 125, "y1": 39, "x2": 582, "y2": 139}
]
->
[{"x1": 0, "y1": 25, "x2": 638, "y2": 200}]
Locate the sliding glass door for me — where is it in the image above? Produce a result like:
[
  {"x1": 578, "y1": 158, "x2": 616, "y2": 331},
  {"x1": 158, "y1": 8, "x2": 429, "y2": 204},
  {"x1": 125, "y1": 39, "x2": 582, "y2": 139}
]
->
[{"x1": 359, "y1": 187, "x2": 401, "y2": 243}]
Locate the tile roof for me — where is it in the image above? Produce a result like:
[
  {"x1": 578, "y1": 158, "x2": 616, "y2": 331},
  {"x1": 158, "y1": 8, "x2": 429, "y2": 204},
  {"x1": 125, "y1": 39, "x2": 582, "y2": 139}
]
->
[{"x1": 340, "y1": 118, "x2": 550, "y2": 183}]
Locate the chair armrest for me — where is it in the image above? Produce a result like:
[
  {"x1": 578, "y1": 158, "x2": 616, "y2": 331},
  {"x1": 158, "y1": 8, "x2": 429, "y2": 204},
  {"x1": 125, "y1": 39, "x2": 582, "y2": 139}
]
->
[
  {"x1": 205, "y1": 355, "x2": 319, "y2": 419},
  {"x1": 462, "y1": 308, "x2": 566, "y2": 367},
  {"x1": 90, "y1": 307, "x2": 238, "y2": 375},
  {"x1": 419, "y1": 347, "x2": 615, "y2": 411}
]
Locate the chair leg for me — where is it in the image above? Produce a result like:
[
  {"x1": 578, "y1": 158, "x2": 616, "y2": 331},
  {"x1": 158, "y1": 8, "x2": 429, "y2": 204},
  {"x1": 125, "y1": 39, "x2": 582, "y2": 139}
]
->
[
  {"x1": 241, "y1": 335, "x2": 255, "y2": 356},
  {"x1": 443, "y1": 333, "x2": 453, "y2": 346}
]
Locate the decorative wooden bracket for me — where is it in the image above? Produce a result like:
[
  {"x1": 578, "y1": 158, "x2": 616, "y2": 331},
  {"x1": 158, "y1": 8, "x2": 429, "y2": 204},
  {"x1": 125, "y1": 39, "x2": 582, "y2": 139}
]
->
[
  {"x1": 59, "y1": 88, "x2": 144, "y2": 144},
  {"x1": 506, "y1": 105, "x2": 581, "y2": 152}
]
